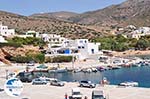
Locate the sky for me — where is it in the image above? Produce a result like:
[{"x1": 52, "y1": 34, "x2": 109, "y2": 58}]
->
[{"x1": 0, "y1": 0, "x2": 126, "y2": 16}]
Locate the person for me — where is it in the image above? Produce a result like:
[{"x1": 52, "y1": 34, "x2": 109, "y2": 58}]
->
[
  {"x1": 65, "y1": 93, "x2": 68, "y2": 99},
  {"x1": 84, "y1": 96, "x2": 88, "y2": 99}
]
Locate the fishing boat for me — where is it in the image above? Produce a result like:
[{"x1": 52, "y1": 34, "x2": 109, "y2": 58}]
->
[{"x1": 48, "y1": 68, "x2": 67, "y2": 73}]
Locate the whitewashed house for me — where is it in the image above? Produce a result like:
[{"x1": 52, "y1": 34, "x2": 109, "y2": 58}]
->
[
  {"x1": 16, "y1": 31, "x2": 40, "y2": 38},
  {"x1": 25, "y1": 31, "x2": 40, "y2": 38},
  {"x1": 0, "y1": 22, "x2": 15, "y2": 37},
  {"x1": 0, "y1": 36, "x2": 7, "y2": 43},
  {"x1": 41, "y1": 34, "x2": 66, "y2": 43},
  {"x1": 127, "y1": 27, "x2": 150, "y2": 39}
]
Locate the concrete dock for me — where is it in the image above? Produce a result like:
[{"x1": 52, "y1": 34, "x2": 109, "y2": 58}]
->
[
  {"x1": 0, "y1": 79, "x2": 150, "y2": 99},
  {"x1": 0, "y1": 65, "x2": 150, "y2": 99}
]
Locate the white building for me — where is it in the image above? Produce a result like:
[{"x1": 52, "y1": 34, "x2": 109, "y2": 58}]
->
[
  {"x1": 48, "y1": 39, "x2": 101, "y2": 60},
  {"x1": 16, "y1": 31, "x2": 40, "y2": 38},
  {"x1": 127, "y1": 27, "x2": 150, "y2": 39},
  {"x1": 26, "y1": 31, "x2": 40, "y2": 38},
  {"x1": 0, "y1": 36, "x2": 7, "y2": 43},
  {"x1": 41, "y1": 34, "x2": 67, "y2": 43},
  {"x1": 0, "y1": 22, "x2": 15, "y2": 37}
]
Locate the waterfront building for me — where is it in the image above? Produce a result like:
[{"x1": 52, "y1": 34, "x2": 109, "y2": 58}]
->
[
  {"x1": 0, "y1": 22, "x2": 15, "y2": 37},
  {"x1": 47, "y1": 38, "x2": 101, "y2": 60}
]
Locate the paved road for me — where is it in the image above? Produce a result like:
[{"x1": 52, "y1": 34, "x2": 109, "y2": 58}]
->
[{"x1": 0, "y1": 80, "x2": 150, "y2": 99}]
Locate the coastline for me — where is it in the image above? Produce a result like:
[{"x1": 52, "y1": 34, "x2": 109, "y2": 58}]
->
[
  {"x1": 0, "y1": 76, "x2": 150, "y2": 99},
  {"x1": 0, "y1": 65, "x2": 150, "y2": 99},
  {"x1": 112, "y1": 50, "x2": 150, "y2": 57}
]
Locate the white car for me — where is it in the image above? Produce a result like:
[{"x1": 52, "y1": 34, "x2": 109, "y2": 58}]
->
[
  {"x1": 50, "y1": 79, "x2": 65, "y2": 86},
  {"x1": 32, "y1": 78, "x2": 47, "y2": 85},
  {"x1": 92, "y1": 90, "x2": 106, "y2": 99},
  {"x1": 72, "y1": 88, "x2": 82, "y2": 99}
]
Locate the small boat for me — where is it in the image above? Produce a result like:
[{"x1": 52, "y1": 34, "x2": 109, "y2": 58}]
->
[
  {"x1": 48, "y1": 68, "x2": 67, "y2": 73},
  {"x1": 118, "y1": 81, "x2": 139, "y2": 87},
  {"x1": 86, "y1": 68, "x2": 92, "y2": 73},
  {"x1": 97, "y1": 66, "x2": 105, "y2": 72},
  {"x1": 91, "y1": 68, "x2": 98, "y2": 72},
  {"x1": 111, "y1": 66, "x2": 121, "y2": 70},
  {"x1": 73, "y1": 68, "x2": 81, "y2": 73},
  {"x1": 82, "y1": 68, "x2": 92, "y2": 73}
]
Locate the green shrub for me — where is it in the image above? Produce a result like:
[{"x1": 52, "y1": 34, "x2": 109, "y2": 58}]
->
[
  {"x1": 34, "y1": 53, "x2": 45, "y2": 63},
  {"x1": 9, "y1": 53, "x2": 45, "y2": 63},
  {"x1": 0, "y1": 42, "x2": 22, "y2": 48},
  {"x1": 10, "y1": 55, "x2": 33, "y2": 63},
  {"x1": 45, "y1": 56, "x2": 73, "y2": 63},
  {"x1": 7, "y1": 37, "x2": 46, "y2": 46}
]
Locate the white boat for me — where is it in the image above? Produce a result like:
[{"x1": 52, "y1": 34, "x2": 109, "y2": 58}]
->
[
  {"x1": 73, "y1": 68, "x2": 81, "y2": 73},
  {"x1": 91, "y1": 68, "x2": 98, "y2": 72},
  {"x1": 119, "y1": 81, "x2": 139, "y2": 87},
  {"x1": 86, "y1": 68, "x2": 92, "y2": 73},
  {"x1": 48, "y1": 68, "x2": 67, "y2": 73}
]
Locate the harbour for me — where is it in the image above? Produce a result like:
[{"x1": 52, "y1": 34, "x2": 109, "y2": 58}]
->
[{"x1": 31, "y1": 65, "x2": 150, "y2": 88}]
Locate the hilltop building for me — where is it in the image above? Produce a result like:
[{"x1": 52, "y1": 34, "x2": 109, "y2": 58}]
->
[
  {"x1": 41, "y1": 33, "x2": 67, "y2": 43},
  {"x1": 16, "y1": 31, "x2": 40, "y2": 38},
  {"x1": 127, "y1": 27, "x2": 150, "y2": 39},
  {"x1": 0, "y1": 22, "x2": 15, "y2": 37}
]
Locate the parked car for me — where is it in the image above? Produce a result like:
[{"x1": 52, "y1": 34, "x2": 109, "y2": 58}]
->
[
  {"x1": 71, "y1": 88, "x2": 82, "y2": 99},
  {"x1": 32, "y1": 78, "x2": 47, "y2": 85},
  {"x1": 27, "y1": 60, "x2": 35, "y2": 66},
  {"x1": 50, "y1": 79, "x2": 65, "y2": 86},
  {"x1": 16, "y1": 72, "x2": 33, "y2": 83},
  {"x1": 79, "y1": 80, "x2": 96, "y2": 88},
  {"x1": 92, "y1": 90, "x2": 106, "y2": 99}
]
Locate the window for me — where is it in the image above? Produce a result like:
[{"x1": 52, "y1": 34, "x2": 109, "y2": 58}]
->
[{"x1": 79, "y1": 40, "x2": 83, "y2": 43}]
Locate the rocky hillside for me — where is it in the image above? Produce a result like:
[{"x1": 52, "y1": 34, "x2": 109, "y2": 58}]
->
[
  {"x1": 69, "y1": 0, "x2": 150, "y2": 27},
  {"x1": 30, "y1": 11, "x2": 78, "y2": 21},
  {"x1": 0, "y1": 11, "x2": 104, "y2": 39},
  {"x1": 0, "y1": 45, "x2": 40, "y2": 65}
]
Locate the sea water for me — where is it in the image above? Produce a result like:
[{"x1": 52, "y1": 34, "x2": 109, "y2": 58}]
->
[{"x1": 53, "y1": 66, "x2": 150, "y2": 88}]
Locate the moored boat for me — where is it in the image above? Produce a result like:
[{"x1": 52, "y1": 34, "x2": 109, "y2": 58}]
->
[{"x1": 118, "y1": 81, "x2": 139, "y2": 87}]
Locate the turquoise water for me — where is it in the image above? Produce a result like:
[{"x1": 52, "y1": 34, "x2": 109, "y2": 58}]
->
[{"x1": 51, "y1": 66, "x2": 150, "y2": 88}]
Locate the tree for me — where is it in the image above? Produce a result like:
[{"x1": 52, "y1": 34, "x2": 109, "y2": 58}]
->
[
  {"x1": 34, "y1": 53, "x2": 45, "y2": 63},
  {"x1": 135, "y1": 39, "x2": 149, "y2": 50}
]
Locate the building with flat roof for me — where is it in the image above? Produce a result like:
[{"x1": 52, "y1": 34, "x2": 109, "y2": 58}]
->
[{"x1": 0, "y1": 22, "x2": 15, "y2": 37}]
